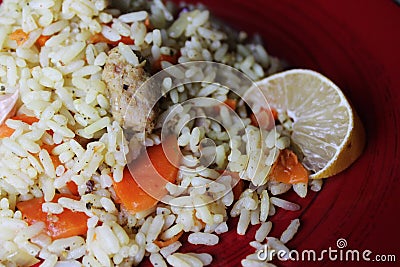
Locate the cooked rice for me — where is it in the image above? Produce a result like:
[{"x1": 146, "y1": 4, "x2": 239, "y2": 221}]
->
[
  {"x1": 255, "y1": 221, "x2": 272, "y2": 242},
  {"x1": 280, "y1": 219, "x2": 300, "y2": 244},
  {"x1": 0, "y1": 0, "x2": 325, "y2": 266}
]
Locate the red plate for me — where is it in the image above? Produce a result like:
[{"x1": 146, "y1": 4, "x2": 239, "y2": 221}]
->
[
  {"x1": 2, "y1": 0, "x2": 399, "y2": 266},
  {"x1": 143, "y1": 0, "x2": 400, "y2": 266}
]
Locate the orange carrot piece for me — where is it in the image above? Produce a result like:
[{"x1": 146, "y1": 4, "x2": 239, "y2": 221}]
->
[
  {"x1": 12, "y1": 114, "x2": 39, "y2": 125},
  {"x1": 113, "y1": 136, "x2": 180, "y2": 214},
  {"x1": 0, "y1": 124, "x2": 15, "y2": 138},
  {"x1": 119, "y1": 35, "x2": 135, "y2": 45},
  {"x1": 269, "y1": 149, "x2": 309, "y2": 184},
  {"x1": 17, "y1": 194, "x2": 89, "y2": 239},
  {"x1": 36, "y1": 35, "x2": 51, "y2": 47},
  {"x1": 9, "y1": 29, "x2": 29, "y2": 46},
  {"x1": 271, "y1": 108, "x2": 278, "y2": 120},
  {"x1": 224, "y1": 98, "x2": 237, "y2": 110},
  {"x1": 153, "y1": 231, "x2": 183, "y2": 248},
  {"x1": 66, "y1": 181, "x2": 79, "y2": 196},
  {"x1": 41, "y1": 143, "x2": 56, "y2": 154},
  {"x1": 113, "y1": 168, "x2": 159, "y2": 213}
]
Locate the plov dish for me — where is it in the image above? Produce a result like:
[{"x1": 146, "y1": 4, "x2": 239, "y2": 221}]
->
[{"x1": 0, "y1": 1, "x2": 365, "y2": 266}]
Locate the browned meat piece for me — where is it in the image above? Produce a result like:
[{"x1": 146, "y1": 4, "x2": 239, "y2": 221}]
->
[{"x1": 102, "y1": 47, "x2": 159, "y2": 135}]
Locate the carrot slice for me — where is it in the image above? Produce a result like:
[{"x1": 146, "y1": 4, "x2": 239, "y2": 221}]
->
[
  {"x1": 154, "y1": 231, "x2": 183, "y2": 248},
  {"x1": 16, "y1": 194, "x2": 89, "y2": 239},
  {"x1": 113, "y1": 136, "x2": 180, "y2": 214},
  {"x1": 0, "y1": 124, "x2": 15, "y2": 138},
  {"x1": 36, "y1": 35, "x2": 51, "y2": 47},
  {"x1": 269, "y1": 149, "x2": 309, "y2": 184},
  {"x1": 113, "y1": 168, "x2": 159, "y2": 213},
  {"x1": 66, "y1": 181, "x2": 79, "y2": 196},
  {"x1": 224, "y1": 98, "x2": 237, "y2": 110},
  {"x1": 12, "y1": 114, "x2": 39, "y2": 125},
  {"x1": 9, "y1": 29, "x2": 29, "y2": 46}
]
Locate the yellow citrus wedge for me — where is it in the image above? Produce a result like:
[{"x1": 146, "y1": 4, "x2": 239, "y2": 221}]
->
[{"x1": 252, "y1": 69, "x2": 365, "y2": 179}]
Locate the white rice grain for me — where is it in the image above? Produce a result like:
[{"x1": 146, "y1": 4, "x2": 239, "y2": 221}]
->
[
  {"x1": 159, "y1": 241, "x2": 182, "y2": 258},
  {"x1": 150, "y1": 253, "x2": 167, "y2": 267},
  {"x1": 42, "y1": 202, "x2": 64, "y2": 214},
  {"x1": 96, "y1": 224, "x2": 120, "y2": 254},
  {"x1": 42, "y1": 20, "x2": 68, "y2": 36},
  {"x1": 188, "y1": 232, "x2": 219, "y2": 246},
  {"x1": 118, "y1": 42, "x2": 139, "y2": 66},
  {"x1": 187, "y1": 253, "x2": 213, "y2": 266},
  {"x1": 270, "y1": 197, "x2": 300, "y2": 211},
  {"x1": 118, "y1": 11, "x2": 148, "y2": 23},
  {"x1": 146, "y1": 214, "x2": 165, "y2": 243},
  {"x1": 255, "y1": 221, "x2": 272, "y2": 242},
  {"x1": 237, "y1": 209, "x2": 251, "y2": 235},
  {"x1": 166, "y1": 253, "x2": 191, "y2": 267},
  {"x1": 293, "y1": 182, "x2": 307, "y2": 198},
  {"x1": 280, "y1": 219, "x2": 300, "y2": 244}
]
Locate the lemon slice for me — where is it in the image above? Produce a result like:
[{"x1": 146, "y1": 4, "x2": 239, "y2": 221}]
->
[{"x1": 252, "y1": 69, "x2": 365, "y2": 179}]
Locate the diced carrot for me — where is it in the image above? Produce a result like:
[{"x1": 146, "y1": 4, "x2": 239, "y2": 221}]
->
[
  {"x1": 269, "y1": 149, "x2": 309, "y2": 184},
  {"x1": 12, "y1": 114, "x2": 39, "y2": 125},
  {"x1": 153, "y1": 231, "x2": 183, "y2": 248},
  {"x1": 213, "y1": 98, "x2": 238, "y2": 114},
  {"x1": 16, "y1": 194, "x2": 89, "y2": 239},
  {"x1": 224, "y1": 98, "x2": 237, "y2": 110},
  {"x1": 66, "y1": 181, "x2": 79, "y2": 196},
  {"x1": 36, "y1": 35, "x2": 51, "y2": 47},
  {"x1": 0, "y1": 124, "x2": 15, "y2": 138},
  {"x1": 41, "y1": 143, "x2": 56, "y2": 154},
  {"x1": 113, "y1": 168, "x2": 159, "y2": 213},
  {"x1": 9, "y1": 29, "x2": 29, "y2": 46},
  {"x1": 119, "y1": 35, "x2": 135, "y2": 45},
  {"x1": 113, "y1": 136, "x2": 180, "y2": 214},
  {"x1": 0, "y1": 115, "x2": 39, "y2": 138},
  {"x1": 271, "y1": 108, "x2": 278, "y2": 120},
  {"x1": 88, "y1": 33, "x2": 134, "y2": 46}
]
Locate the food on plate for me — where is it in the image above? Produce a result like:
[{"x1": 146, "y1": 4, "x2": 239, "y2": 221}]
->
[{"x1": 0, "y1": 0, "x2": 364, "y2": 266}]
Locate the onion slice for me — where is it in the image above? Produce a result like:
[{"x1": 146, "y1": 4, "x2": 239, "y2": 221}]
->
[{"x1": 0, "y1": 89, "x2": 18, "y2": 125}]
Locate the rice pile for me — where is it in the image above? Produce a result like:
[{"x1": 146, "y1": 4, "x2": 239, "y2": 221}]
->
[{"x1": 0, "y1": 0, "x2": 323, "y2": 266}]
